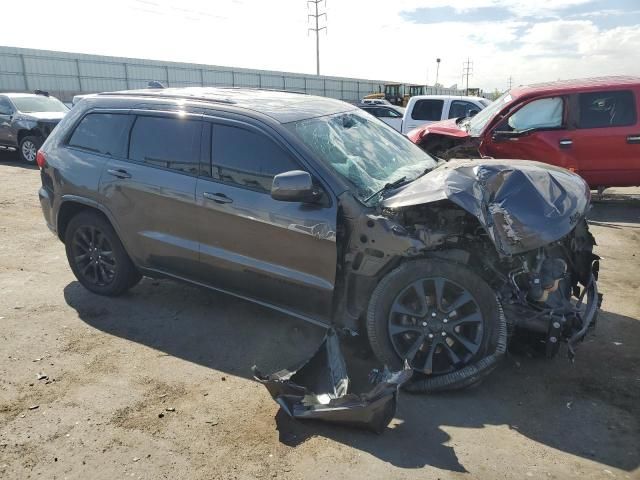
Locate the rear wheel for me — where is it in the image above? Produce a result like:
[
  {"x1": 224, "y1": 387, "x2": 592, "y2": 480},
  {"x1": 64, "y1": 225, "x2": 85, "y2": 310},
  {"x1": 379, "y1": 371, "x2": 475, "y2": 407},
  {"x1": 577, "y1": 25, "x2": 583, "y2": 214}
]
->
[
  {"x1": 19, "y1": 136, "x2": 42, "y2": 164},
  {"x1": 366, "y1": 259, "x2": 506, "y2": 392},
  {"x1": 64, "y1": 212, "x2": 141, "y2": 296}
]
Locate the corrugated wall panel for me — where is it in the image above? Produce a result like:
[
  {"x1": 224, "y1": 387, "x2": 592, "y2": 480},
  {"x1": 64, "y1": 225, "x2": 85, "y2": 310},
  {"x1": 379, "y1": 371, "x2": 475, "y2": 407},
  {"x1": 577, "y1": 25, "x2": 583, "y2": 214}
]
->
[
  {"x1": 127, "y1": 65, "x2": 168, "y2": 81},
  {"x1": 81, "y1": 78, "x2": 127, "y2": 92},
  {"x1": 233, "y1": 72, "x2": 260, "y2": 87},
  {"x1": 24, "y1": 57, "x2": 77, "y2": 76},
  {"x1": 0, "y1": 73, "x2": 26, "y2": 90},
  {"x1": 0, "y1": 47, "x2": 472, "y2": 101},
  {"x1": 261, "y1": 74, "x2": 285, "y2": 89},
  {"x1": 25, "y1": 74, "x2": 79, "y2": 91},
  {"x1": 169, "y1": 68, "x2": 202, "y2": 84},
  {"x1": 0, "y1": 54, "x2": 23, "y2": 74},
  {"x1": 80, "y1": 61, "x2": 126, "y2": 79},
  {"x1": 284, "y1": 77, "x2": 305, "y2": 91},
  {"x1": 202, "y1": 70, "x2": 233, "y2": 86}
]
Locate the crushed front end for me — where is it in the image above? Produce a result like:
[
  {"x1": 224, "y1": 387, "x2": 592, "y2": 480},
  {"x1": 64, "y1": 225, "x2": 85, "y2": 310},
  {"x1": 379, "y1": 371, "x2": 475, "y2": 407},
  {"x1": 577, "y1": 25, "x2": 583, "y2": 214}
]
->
[{"x1": 380, "y1": 159, "x2": 601, "y2": 360}]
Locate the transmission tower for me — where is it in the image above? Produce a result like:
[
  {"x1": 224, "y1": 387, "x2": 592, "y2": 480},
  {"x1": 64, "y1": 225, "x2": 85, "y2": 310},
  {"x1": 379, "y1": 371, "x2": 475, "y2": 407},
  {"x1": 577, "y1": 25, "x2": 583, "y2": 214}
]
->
[
  {"x1": 463, "y1": 58, "x2": 473, "y2": 95},
  {"x1": 308, "y1": 0, "x2": 327, "y2": 76}
]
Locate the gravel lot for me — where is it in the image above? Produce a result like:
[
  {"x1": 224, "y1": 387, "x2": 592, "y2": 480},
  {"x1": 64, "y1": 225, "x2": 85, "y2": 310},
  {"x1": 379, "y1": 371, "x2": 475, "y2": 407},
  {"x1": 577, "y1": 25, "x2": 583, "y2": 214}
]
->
[{"x1": 1, "y1": 154, "x2": 638, "y2": 480}]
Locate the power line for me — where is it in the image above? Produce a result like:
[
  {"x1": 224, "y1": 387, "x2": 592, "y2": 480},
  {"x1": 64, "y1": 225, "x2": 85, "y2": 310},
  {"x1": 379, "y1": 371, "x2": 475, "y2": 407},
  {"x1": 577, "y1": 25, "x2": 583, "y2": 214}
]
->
[
  {"x1": 308, "y1": 0, "x2": 327, "y2": 76},
  {"x1": 462, "y1": 58, "x2": 473, "y2": 95}
]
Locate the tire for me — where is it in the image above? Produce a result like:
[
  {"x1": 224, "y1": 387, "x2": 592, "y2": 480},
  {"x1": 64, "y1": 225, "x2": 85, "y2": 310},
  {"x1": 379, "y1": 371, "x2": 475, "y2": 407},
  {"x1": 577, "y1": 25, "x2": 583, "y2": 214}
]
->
[
  {"x1": 19, "y1": 135, "x2": 42, "y2": 164},
  {"x1": 64, "y1": 211, "x2": 141, "y2": 296},
  {"x1": 366, "y1": 259, "x2": 507, "y2": 393}
]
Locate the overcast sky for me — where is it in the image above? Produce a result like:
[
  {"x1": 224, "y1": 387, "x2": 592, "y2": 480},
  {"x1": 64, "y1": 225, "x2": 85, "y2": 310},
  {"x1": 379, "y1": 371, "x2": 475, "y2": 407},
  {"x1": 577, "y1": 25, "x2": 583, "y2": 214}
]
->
[{"x1": 1, "y1": 0, "x2": 639, "y2": 91}]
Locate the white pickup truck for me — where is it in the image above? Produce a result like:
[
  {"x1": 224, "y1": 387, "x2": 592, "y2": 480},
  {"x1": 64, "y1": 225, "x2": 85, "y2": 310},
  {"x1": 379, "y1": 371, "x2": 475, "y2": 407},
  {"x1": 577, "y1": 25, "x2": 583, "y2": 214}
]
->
[{"x1": 400, "y1": 95, "x2": 489, "y2": 134}]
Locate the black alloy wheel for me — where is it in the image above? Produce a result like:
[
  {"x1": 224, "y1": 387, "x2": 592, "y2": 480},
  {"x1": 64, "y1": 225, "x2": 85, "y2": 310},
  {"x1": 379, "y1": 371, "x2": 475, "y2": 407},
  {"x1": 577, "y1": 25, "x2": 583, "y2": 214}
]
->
[
  {"x1": 71, "y1": 225, "x2": 117, "y2": 287},
  {"x1": 387, "y1": 277, "x2": 484, "y2": 375}
]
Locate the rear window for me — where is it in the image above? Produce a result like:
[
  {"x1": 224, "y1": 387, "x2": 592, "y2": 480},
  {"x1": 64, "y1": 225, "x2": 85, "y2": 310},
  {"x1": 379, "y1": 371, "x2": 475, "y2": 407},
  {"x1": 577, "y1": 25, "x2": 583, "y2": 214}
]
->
[
  {"x1": 578, "y1": 90, "x2": 637, "y2": 129},
  {"x1": 129, "y1": 116, "x2": 202, "y2": 175},
  {"x1": 68, "y1": 113, "x2": 133, "y2": 157},
  {"x1": 411, "y1": 99, "x2": 444, "y2": 121}
]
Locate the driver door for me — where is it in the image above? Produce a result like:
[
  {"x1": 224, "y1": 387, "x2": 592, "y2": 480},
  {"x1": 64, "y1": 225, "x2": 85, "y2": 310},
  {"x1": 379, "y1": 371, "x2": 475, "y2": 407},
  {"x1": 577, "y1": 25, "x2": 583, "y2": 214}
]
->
[
  {"x1": 483, "y1": 96, "x2": 574, "y2": 171},
  {"x1": 194, "y1": 119, "x2": 338, "y2": 323}
]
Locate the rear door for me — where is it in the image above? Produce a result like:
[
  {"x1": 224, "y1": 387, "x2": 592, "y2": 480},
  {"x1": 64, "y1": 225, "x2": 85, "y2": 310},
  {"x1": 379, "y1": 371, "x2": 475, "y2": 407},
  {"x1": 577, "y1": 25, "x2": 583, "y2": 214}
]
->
[
  {"x1": 403, "y1": 98, "x2": 445, "y2": 133},
  {"x1": 483, "y1": 96, "x2": 574, "y2": 170},
  {"x1": 567, "y1": 89, "x2": 640, "y2": 187},
  {"x1": 195, "y1": 118, "x2": 337, "y2": 322},
  {"x1": 99, "y1": 111, "x2": 202, "y2": 277}
]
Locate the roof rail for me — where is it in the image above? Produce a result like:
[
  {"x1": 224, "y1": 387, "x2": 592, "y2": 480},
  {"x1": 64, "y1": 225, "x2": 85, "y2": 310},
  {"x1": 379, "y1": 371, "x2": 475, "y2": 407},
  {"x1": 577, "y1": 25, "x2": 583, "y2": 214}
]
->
[{"x1": 97, "y1": 91, "x2": 236, "y2": 105}]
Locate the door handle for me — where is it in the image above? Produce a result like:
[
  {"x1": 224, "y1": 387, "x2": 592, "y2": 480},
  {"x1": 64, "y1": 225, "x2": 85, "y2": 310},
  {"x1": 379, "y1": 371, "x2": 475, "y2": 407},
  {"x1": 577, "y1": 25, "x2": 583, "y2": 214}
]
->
[
  {"x1": 627, "y1": 135, "x2": 640, "y2": 144},
  {"x1": 203, "y1": 192, "x2": 233, "y2": 204},
  {"x1": 559, "y1": 139, "x2": 573, "y2": 149},
  {"x1": 107, "y1": 168, "x2": 131, "y2": 179}
]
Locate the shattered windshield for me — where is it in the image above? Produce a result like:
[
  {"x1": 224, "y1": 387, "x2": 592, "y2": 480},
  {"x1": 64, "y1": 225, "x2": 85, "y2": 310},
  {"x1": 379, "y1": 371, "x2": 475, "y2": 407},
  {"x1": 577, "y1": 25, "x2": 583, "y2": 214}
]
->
[
  {"x1": 289, "y1": 110, "x2": 437, "y2": 204},
  {"x1": 467, "y1": 92, "x2": 512, "y2": 136}
]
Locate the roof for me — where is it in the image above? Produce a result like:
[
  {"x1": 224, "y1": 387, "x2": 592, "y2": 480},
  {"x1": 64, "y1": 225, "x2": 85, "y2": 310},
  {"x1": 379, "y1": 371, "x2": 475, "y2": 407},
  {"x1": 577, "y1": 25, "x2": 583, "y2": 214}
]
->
[
  {"x1": 2, "y1": 92, "x2": 45, "y2": 98},
  {"x1": 511, "y1": 76, "x2": 640, "y2": 98},
  {"x1": 409, "y1": 94, "x2": 486, "y2": 101},
  {"x1": 97, "y1": 87, "x2": 356, "y2": 123}
]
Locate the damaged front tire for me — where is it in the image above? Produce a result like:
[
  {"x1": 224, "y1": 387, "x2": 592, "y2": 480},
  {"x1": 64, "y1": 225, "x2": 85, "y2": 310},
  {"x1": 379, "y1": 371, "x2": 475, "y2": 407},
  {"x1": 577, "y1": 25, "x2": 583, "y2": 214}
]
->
[{"x1": 366, "y1": 259, "x2": 507, "y2": 392}]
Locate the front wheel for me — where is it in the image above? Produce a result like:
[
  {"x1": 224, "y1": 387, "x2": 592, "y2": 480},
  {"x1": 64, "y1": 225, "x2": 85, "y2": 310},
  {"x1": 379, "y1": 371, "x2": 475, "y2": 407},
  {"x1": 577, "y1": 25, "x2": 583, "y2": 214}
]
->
[
  {"x1": 19, "y1": 136, "x2": 42, "y2": 164},
  {"x1": 366, "y1": 259, "x2": 506, "y2": 392}
]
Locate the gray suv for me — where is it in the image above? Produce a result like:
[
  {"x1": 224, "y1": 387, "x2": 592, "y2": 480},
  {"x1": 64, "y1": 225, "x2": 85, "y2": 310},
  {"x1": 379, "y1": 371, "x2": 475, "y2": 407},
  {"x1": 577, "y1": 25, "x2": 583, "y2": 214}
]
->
[{"x1": 38, "y1": 88, "x2": 600, "y2": 391}]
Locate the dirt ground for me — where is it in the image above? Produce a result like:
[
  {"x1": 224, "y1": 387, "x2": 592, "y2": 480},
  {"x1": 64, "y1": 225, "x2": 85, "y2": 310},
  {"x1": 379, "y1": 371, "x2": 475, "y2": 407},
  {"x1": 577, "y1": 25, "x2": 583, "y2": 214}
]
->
[{"x1": 1, "y1": 154, "x2": 638, "y2": 480}]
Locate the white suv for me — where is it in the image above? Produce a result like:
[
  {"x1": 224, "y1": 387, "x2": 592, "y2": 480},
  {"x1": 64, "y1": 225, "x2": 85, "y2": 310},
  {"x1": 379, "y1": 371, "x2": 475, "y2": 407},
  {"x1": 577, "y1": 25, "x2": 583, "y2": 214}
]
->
[{"x1": 401, "y1": 95, "x2": 489, "y2": 134}]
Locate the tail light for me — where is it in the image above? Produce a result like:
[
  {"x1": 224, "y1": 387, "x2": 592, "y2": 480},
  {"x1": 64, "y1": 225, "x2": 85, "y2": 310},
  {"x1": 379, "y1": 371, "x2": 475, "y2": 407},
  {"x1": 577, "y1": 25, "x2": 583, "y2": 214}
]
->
[{"x1": 36, "y1": 150, "x2": 47, "y2": 169}]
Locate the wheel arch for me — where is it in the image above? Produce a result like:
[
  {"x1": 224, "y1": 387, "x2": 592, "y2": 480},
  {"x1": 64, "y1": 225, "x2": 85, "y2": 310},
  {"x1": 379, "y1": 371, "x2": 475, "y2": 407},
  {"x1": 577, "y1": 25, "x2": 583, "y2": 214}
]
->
[{"x1": 17, "y1": 128, "x2": 44, "y2": 145}]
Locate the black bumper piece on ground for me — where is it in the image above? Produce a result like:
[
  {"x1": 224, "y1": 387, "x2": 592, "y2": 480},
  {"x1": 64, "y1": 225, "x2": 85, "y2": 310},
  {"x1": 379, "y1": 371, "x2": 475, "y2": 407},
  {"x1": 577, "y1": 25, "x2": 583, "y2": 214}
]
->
[{"x1": 253, "y1": 329, "x2": 412, "y2": 433}]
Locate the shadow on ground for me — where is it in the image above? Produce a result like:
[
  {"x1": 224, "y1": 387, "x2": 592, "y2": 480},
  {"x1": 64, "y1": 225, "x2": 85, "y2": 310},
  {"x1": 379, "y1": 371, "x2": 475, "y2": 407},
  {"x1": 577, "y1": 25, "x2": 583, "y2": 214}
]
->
[
  {"x1": 64, "y1": 274, "x2": 640, "y2": 473},
  {"x1": 0, "y1": 151, "x2": 38, "y2": 170}
]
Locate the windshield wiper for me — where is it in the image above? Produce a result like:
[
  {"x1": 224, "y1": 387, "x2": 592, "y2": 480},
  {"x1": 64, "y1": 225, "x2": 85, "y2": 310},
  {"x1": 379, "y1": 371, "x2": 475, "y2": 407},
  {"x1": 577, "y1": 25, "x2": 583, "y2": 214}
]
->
[{"x1": 364, "y1": 176, "x2": 408, "y2": 203}]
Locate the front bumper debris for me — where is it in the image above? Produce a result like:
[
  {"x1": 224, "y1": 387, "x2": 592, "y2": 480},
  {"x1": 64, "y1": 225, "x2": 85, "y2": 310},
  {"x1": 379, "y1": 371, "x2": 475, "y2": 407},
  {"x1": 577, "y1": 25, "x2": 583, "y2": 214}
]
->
[{"x1": 253, "y1": 329, "x2": 412, "y2": 433}]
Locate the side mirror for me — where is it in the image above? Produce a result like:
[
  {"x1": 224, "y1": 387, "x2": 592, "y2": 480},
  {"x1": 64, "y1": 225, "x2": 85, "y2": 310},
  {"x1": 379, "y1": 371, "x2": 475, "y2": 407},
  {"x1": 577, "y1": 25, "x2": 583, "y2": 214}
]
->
[{"x1": 271, "y1": 170, "x2": 318, "y2": 203}]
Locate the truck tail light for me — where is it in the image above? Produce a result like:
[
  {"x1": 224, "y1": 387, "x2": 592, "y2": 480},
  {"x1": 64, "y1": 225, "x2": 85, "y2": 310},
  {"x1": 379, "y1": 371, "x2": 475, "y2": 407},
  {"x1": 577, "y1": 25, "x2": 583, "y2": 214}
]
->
[{"x1": 36, "y1": 150, "x2": 47, "y2": 169}]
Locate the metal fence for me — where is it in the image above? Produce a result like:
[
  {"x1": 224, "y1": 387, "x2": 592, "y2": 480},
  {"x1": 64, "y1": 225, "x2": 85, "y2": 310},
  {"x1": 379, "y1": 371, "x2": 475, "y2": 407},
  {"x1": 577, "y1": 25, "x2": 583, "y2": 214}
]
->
[{"x1": 0, "y1": 46, "x2": 469, "y2": 103}]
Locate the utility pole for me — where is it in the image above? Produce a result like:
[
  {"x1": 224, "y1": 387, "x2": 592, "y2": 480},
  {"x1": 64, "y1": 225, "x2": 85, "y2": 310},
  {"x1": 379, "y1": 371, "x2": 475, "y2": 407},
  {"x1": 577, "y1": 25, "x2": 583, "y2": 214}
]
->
[
  {"x1": 508, "y1": 76, "x2": 513, "y2": 90},
  {"x1": 435, "y1": 58, "x2": 441, "y2": 87},
  {"x1": 463, "y1": 58, "x2": 473, "y2": 95},
  {"x1": 308, "y1": 0, "x2": 327, "y2": 76}
]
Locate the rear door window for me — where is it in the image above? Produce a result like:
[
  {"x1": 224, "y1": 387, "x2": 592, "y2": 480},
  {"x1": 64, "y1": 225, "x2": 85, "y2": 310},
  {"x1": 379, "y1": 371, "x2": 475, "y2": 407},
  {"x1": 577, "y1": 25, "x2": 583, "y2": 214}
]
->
[
  {"x1": 379, "y1": 107, "x2": 402, "y2": 118},
  {"x1": 448, "y1": 101, "x2": 479, "y2": 119},
  {"x1": 577, "y1": 90, "x2": 637, "y2": 128},
  {"x1": 211, "y1": 124, "x2": 300, "y2": 193},
  {"x1": 129, "y1": 116, "x2": 202, "y2": 175},
  {"x1": 68, "y1": 113, "x2": 133, "y2": 157},
  {"x1": 411, "y1": 99, "x2": 444, "y2": 121}
]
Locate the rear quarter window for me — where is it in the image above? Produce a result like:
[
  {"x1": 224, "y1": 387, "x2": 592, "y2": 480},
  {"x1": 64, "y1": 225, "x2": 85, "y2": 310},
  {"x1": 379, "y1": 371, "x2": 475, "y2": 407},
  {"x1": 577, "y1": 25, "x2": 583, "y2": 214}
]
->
[
  {"x1": 68, "y1": 113, "x2": 133, "y2": 157},
  {"x1": 411, "y1": 99, "x2": 444, "y2": 121},
  {"x1": 578, "y1": 90, "x2": 637, "y2": 128}
]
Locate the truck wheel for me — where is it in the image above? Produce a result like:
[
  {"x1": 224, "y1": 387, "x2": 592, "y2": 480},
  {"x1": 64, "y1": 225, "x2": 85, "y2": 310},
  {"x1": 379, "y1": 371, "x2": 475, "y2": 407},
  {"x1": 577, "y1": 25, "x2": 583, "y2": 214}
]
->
[
  {"x1": 19, "y1": 136, "x2": 42, "y2": 164},
  {"x1": 366, "y1": 259, "x2": 507, "y2": 392},
  {"x1": 64, "y1": 211, "x2": 141, "y2": 296}
]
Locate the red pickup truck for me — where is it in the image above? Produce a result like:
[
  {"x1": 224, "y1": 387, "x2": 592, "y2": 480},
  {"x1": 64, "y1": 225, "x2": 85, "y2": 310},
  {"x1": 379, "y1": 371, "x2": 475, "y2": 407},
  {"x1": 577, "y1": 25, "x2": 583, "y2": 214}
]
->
[{"x1": 408, "y1": 76, "x2": 640, "y2": 189}]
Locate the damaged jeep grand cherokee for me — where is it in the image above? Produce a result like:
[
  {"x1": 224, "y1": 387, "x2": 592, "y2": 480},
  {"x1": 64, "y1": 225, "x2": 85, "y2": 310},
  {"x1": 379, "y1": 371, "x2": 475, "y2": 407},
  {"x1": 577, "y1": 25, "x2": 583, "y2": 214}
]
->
[{"x1": 38, "y1": 88, "x2": 600, "y2": 392}]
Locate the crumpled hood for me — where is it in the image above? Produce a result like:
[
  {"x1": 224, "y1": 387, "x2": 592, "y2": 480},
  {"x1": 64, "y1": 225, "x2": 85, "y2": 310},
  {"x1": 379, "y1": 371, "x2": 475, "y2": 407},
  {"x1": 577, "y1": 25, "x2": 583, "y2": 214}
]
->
[
  {"x1": 382, "y1": 159, "x2": 591, "y2": 255},
  {"x1": 407, "y1": 117, "x2": 469, "y2": 143}
]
